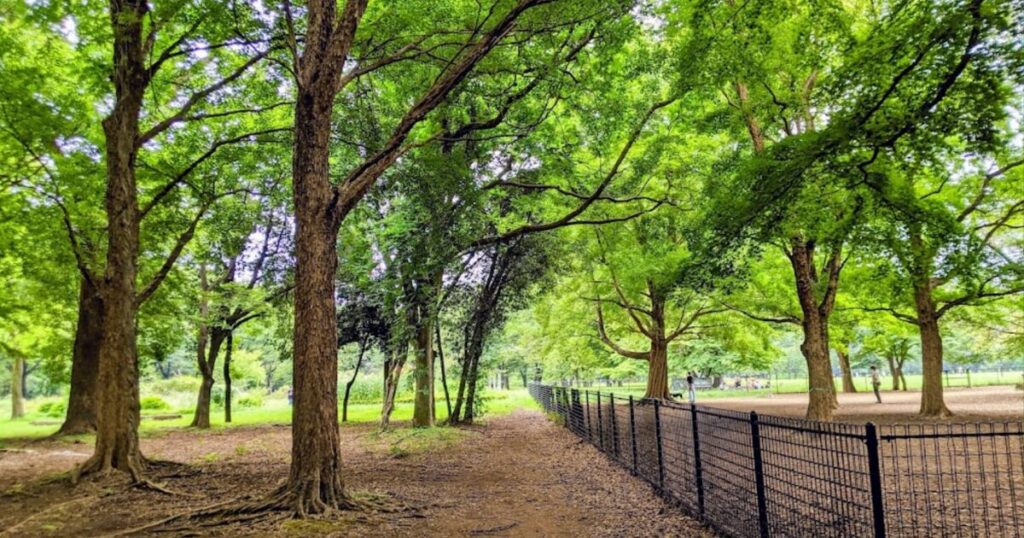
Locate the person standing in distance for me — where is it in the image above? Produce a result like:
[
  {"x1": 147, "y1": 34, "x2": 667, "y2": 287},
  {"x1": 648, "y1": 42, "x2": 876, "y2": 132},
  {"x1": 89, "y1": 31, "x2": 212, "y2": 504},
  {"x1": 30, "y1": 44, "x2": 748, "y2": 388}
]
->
[
  {"x1": 686, "y1": 372, "x2": 696, "y2": 404},
  {"x1": 870, "y1": 366, "x2": 882, "y2": 404}
]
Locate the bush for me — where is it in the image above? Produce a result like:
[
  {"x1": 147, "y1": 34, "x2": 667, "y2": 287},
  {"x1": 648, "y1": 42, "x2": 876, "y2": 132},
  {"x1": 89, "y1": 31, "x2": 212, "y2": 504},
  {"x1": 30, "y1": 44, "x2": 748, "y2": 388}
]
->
[
  {"x1": 140, "y1": 396, "x2": 171, "y2": 411},
  {"x1": 38, "y1": 401, "x2": 66, "y2": 418},
  {"x1": 237, "y1": 394, "x2": 263, "y2": 408}
]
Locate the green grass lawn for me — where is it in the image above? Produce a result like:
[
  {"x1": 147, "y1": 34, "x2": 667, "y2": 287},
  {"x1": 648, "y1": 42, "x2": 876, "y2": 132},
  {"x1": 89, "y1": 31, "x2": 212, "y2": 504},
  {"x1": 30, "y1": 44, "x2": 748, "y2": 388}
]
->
[{"x1": 0, "y1": 388, "x2": 540, "y2": 443}]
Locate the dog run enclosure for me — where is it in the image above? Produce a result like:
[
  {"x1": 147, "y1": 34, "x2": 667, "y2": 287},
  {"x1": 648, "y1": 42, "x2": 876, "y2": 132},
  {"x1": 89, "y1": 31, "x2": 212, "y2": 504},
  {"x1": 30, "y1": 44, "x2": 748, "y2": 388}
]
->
[{"x1": 529, "y1": 384, "x2": 1024, "y2": 537}]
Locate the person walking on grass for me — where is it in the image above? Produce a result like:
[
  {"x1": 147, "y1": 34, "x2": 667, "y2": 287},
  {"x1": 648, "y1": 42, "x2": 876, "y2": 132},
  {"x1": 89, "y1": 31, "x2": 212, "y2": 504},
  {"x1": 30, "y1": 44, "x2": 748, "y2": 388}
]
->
[
  {"x1": 686, "y1": 372, "x2": 696, "y2": 404},
  {"x1": 870, "y1": 366, "x2": 882, "y2": 403}
]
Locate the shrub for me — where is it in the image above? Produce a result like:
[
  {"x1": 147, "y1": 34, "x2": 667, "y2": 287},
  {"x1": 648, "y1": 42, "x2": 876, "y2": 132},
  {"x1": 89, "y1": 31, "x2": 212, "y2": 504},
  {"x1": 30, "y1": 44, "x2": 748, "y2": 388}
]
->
[
  {"x1": 140, "y1": 396, "x2": 171, "y2": 411},
  {"x1": 38, "y1": 401, "x2": 66, "y2": 418},
  {"x1": 237, "y1": 394, "x2": 263, "y2": 408}
]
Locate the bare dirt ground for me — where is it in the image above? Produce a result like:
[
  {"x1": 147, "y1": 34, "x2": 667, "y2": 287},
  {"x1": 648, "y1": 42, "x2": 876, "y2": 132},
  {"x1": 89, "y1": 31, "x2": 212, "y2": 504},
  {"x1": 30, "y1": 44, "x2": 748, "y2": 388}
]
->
[
  {"x1": 0, "y1": 410, "x2": 711, "y2": 537},
  {"x1": 703, "y1": 385, "x2": 1024, "y2": 424}
]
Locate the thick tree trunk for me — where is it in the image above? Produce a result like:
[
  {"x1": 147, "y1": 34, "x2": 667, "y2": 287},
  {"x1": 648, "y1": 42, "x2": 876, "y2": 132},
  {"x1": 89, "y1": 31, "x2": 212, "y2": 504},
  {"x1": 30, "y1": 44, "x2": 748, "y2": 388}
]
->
[
  {"x1": 58, "y1": 278, "x2": 103, "y2": 435},
  {"x1": 76, "y1": 0, "x2": 148, "y2": 481},
  {"x1": 789, "y1": 242, "x2": 837, "y2": 421},
  {"x1": 837, "y1": 349, "x2": 857, "y2": 393},
  {"x1": 286, "y1": 83, "x2": 349, "y2": 512},
  {"x1": 412, "y1": 304, "x2": 435, "y2": 427},
  {"x1": 915, "y1": 282, "x2": 952, "y2": 417},
  {"x1": 224, "y1": 331, "x2": 233, "y2": 423},
  {"x1": 342, "y1": 341, "x2": 365, "y2": 423},
  {"x1": 644, "y1": 340, "x2": 672, "y2": 400},
  {"x1": 11, "y1": 356, "x2": 24, "y2": 419}
]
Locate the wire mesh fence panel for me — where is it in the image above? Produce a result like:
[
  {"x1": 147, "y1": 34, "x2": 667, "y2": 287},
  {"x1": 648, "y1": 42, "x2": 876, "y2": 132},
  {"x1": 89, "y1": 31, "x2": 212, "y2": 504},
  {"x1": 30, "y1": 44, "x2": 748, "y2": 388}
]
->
[
  {"x1": 527, "y1": 384, "x2": 1024, "y2": 538},
  {"x1": 757, "y1": 415, "x2": 875, "y2": 537},
  {"x1": 660, "y1": 402, "x2": 701, "y2": 515},
  {"x1": 633, "y1": 401, "x2": 662, "y2": 488},
  {"x1": 879, "y1": 422, "x2": 1024, "y2": 538},
  {"x1": 694, "y1": 407, "x2": 761, "y2": 538}
]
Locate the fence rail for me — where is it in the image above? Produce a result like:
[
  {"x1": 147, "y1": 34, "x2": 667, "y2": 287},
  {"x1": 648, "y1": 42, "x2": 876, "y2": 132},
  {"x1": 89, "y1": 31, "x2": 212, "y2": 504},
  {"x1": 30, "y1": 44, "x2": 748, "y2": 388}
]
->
[{"x1": 528, "y1": 383, "x2": 1024, "y2": 537}]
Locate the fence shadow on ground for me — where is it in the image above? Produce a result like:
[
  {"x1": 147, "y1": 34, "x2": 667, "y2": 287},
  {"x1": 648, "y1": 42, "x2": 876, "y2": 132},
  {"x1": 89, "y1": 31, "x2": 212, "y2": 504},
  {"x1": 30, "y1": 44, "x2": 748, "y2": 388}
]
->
[{"x1": 529, "y1": 384, "x2": 1024, "y2": 538}]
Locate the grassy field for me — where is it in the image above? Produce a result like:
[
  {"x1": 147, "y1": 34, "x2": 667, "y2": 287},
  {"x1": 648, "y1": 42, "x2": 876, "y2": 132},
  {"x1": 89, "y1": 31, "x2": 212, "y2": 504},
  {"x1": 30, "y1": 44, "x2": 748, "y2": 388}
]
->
[{"x1": 0, "y1": 388, "x2": 539, "y2": 442}]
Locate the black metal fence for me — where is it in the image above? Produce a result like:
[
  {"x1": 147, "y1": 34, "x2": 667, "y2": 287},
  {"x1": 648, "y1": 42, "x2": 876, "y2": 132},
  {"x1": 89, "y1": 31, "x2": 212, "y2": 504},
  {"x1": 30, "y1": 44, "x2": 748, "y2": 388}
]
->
[{"x1": 528, "y1": 383, "x2": 1024, "y2": 537}]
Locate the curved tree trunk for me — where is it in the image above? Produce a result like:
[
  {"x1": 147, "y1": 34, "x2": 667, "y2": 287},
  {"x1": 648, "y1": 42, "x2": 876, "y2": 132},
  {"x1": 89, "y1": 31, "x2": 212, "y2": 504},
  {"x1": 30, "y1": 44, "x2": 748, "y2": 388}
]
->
[
  {"x1": 915, "y1": 283, "x2": 951, "y2": 417},
  {"x1": 11, "y1": 356, "x2": 24, "y2": 419},
  {"x1": 380, "y1": 342, "x2": 407, "y2": 429},
  {"x1": 58, "y1": 277, "x2": 103, "y2": 435},
  {"x1": 342, "y1": 341, "x2": 366, "y2": 423},
  {"x1": 224, "y1": 331, "x2": 233, "y2": 424},
  {"x1": 435, "y1": 323, "x2": 452, "y2": 421},
  {"x1": 837, "y1": 349, "x2": 857, "y2": 393},
  {"x1": 190, "y1": 325, "x2": 225, "y2": 429}
]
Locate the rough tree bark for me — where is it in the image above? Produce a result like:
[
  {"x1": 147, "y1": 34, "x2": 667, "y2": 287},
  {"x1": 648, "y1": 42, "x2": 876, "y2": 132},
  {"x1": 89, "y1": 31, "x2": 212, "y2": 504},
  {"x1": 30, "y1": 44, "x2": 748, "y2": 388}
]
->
[
  {"x1": 915, "y1": 281, "x2": 951, "y2": 417},
  {"x1": 787, "y1": 240, "x2": 841, "y2": 421},
  {"x1": 58, "y1": 277, "x2": 103, "y2": 435},
  {"x1": 380, "y1": 341, "x2": 407, "y2": 429},
  {"x1": 836, "y1": 349, "x2": 857, "y2": 393},
  {"x1": 76, "y1": 0, "x2": 149, "y2": 480}
]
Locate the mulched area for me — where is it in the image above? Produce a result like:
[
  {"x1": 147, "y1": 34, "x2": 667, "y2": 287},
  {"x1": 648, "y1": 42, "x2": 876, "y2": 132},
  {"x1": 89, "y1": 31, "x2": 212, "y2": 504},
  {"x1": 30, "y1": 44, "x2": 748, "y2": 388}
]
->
[
  {"x1": 701, "y1": 385, "x2": 1024, "y2": 424},
  {"x1": 0, "y1": 410, "x2": 712, "y2": 537}
]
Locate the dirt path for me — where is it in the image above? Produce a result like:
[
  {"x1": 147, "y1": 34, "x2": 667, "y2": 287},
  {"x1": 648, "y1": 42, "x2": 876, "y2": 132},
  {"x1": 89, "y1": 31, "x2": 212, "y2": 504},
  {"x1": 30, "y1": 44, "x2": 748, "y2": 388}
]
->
[{"x1": 0, "y1": 410, "x2": 710, "y2": 537}]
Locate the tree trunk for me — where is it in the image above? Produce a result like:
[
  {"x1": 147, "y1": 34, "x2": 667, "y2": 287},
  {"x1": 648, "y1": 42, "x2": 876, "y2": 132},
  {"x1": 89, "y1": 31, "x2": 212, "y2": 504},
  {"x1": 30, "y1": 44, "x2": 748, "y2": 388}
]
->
[
  {"x1": 887, "y1": 356, "x2": 900, "y2": 391},
  {"x1": 59, "y1": 277, "x2": 103, "y2": 434},
  {"x1": 435, "y1": 323, "x2": 452, "y2": 421},
  {"x1": 915, "y1": 282, "x2": 951, "y2": 417},
  {"x1": 533, "y1": 364, "x2": 542, "y2": 383},
  {"x1": 711, "y1": 375, "x2": 723, "y2": 389},
  {"x1": 224, "y1": 331, "x2": 233, "y2": 423},
  {"x1": 837, "y1": 349, "x2": 857, "y2": 393},
  {"x1": 380, "y1": 342, "x2": 407, "y2": 429},
  {"x1": 342, "y1": 341, "x2": 366, "y2": 423},
  {"x1": 76, "y1": 0, "x2": 149, "y2": 480},
  {"x1": 412, "y1": 303, "x2": 435, "y2": 427},
  {"x1": 286, "y1": 81, "x2": 349, "y2": 512},
  {"x1": 11, "y1": 356, "x2": 24, "y2": 419},
  {"x1": 789, "y1": 242, "x2": 836, "y2": 421},
  {"x1": 190, "y1": 324, "x2": 225, "y2": 429},
  {"x1": 645, "y1": 339, "x2": 672, "y2": 400}
]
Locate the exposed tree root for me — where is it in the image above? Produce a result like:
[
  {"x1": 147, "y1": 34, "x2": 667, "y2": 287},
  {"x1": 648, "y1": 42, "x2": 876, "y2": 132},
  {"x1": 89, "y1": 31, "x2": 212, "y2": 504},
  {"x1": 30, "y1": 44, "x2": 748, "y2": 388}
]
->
[
  {"x1": 70, "y1": 454, "x2": 190, "y2": 496},
  {"x1": 107, "y1": 483, "x2": 413, "y2": 536}
]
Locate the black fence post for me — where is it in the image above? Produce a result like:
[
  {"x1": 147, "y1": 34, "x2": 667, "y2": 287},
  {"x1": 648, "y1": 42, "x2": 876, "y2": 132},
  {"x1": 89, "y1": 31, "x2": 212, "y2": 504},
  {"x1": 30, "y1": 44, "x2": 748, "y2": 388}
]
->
[
  {"x1": 750, "y1": 411, "x2": 769, "y2": 538},
  {"x1": 690, "y1": 404, "x2": 705, "y2": 517},
  {"x1": 597, "y1": 392, "x2": 604, "y2": 451},
  {"x1": 629, "y1": 395, "x2": 638, "y2": 475},
  {"x1": 654, "y1": 399, "x2": 665, "y2": 491},
  {"x1": 610, "y1": 395, "x2": 619, "y2": 459},
  {"x1": 865, "y1": 422, "x2": 887, "y2": 538}
]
